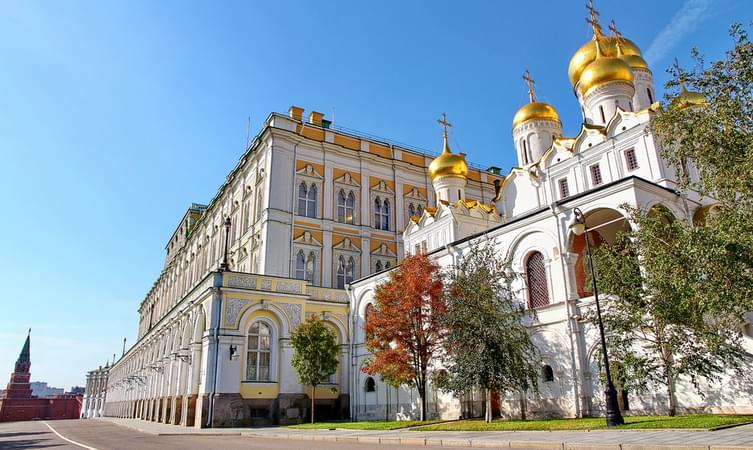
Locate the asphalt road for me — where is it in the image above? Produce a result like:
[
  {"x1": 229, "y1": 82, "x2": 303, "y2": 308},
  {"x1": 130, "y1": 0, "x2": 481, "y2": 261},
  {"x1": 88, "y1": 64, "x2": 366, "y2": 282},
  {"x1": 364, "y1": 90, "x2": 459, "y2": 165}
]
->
[{"x1": 0, "y1": 419, "x2": 452, "y2": 450}]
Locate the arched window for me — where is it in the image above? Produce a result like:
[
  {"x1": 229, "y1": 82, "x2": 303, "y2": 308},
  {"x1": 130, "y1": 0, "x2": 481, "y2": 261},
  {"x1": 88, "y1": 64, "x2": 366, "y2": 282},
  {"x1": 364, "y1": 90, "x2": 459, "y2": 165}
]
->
[
  {"x1": 381, "y1": 200, "x2": 390, "y2": 230},
  {"x1": 298, "y1": 182, "x2": 308, "y2": 216},
  {"x1": 346, "y1": 191, "x2": 355, "y2": 224},
  {"x1": 408, "y1": 203, "x2": 416, "y2": 218},
  {"x1": 306, "y1": 251, "x2": 316, "y2": 283},
  {"x1": 346, "y1": 256, "x2": 356, "y2": 284},
  {"x1": 255, "y1": 194, "x2": 264, "y2": 221},
  {"x1": 306, "y1": 183, "x2": 317, "y2": 218},
  {"x1": 385, "y1": 261, "x2": 391, "y2": 269},
  {"x1": 337, "y1": 190, "x2": 347, "y2": 223},
  {"x1": 646, "y1": 88, "x2": 654, "y2": 104},
  {"x1": 526, "y1": 251, "x2": 550, "y2": 308},
  {"x1": 364, "y1": 303, "x2": 374, "y2": 323},
  {"x1": 375, "y1": 260, "x2": 383, "y2": 272},
  {"x1": 246, "y1": 321, "x2": 273, "y2": 381},
  {"x1": 417, "y1": 205, "x2": 423, "y2": 216},
  {"x1": 374, "y1": 198, "x2": 381, "y2": 228},
  {"x1": 295, "y1": 250, "x2": 306, "y2": 280},
  {"x1": 599, "y1": 105, "x2": 606, "y2": 124},
  {"x1": 522, "y1": 139, "x2": 529, "y2": 164},
  {"x1": 542, "y1": 364, "x2": 554, "y2": 382},
  {"x1": 365, "y1": 377, "x2": 376, "y2": 392},
  {"x1": 336, "y1": 256, "x2": 346, "y2": 289}
]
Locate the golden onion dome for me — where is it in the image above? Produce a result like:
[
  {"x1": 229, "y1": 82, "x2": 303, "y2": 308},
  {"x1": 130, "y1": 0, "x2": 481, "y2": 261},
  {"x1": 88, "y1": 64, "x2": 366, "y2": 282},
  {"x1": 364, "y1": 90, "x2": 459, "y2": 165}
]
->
[
  {"x1": 568, "y1": 35, "x2": 642, "y2": 87},
  {"x1": 620, "y1": 53, "x2": 649, "y2": 71},
  {"x1": 577, "y1": 41, "x2": 635, "y2": 95},
  {"x1": 428, "y1": 137, "x2": 468, "y2": 181},
  {"x1": 512, "y1": 101, "x2": 561, "y2": 128},
  {"x1": 673, "y1": 84, "x2": 707, "y2": 109}
]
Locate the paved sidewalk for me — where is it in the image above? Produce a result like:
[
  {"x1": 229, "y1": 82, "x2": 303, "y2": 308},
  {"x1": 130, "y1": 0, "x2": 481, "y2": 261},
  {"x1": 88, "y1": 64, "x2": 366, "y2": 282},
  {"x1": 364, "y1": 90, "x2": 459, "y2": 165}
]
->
[{"x1": 101, "y1": 417, "x2": 753, "y2": 449}]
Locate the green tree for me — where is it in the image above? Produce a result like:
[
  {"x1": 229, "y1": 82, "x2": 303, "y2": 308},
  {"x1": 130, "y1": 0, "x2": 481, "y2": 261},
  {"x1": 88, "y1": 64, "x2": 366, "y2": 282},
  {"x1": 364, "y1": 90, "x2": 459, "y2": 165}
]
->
[
  {"x1": 589, "y1": 207, "x2": 748, "y2": 416},
  {"x1": 441, "y1": 241, "x2": 539, "y2": 422},
  {"x1": 290, "y1": 317, "x2": 339, "y2": 423},
  {"x1": 363, "y1": 254, "x2": 446, "y2": 421}
]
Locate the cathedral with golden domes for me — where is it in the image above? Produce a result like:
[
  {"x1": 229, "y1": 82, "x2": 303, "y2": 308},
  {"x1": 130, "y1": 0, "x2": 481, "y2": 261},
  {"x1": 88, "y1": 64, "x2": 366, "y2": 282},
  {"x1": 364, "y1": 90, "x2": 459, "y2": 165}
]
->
[{"x1": 99, "y1": 3, "x2": 751, "y2": 427}]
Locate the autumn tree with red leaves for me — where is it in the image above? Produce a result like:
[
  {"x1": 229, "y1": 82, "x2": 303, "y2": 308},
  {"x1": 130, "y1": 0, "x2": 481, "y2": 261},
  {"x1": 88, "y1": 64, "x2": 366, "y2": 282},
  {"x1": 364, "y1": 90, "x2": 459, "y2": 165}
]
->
[{"x1": 362, "y1": 254, "x2": 446, "y2": 421}]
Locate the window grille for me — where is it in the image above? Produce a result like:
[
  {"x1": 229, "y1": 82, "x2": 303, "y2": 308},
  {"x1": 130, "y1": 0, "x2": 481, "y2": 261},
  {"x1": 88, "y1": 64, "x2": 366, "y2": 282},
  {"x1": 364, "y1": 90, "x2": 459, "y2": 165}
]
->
[
  {"x1": 558, "y1": 178, "x2": 570, "y2": 199},
  {"x1": 590, "y1": 164, "x2": 603, "y2": 186},
  {"x1": 526, "y1": 251, "x2": 550, "y2": 308},
  {"x1": 625, "y1": 148, "x2": 638, "y2": 171}
]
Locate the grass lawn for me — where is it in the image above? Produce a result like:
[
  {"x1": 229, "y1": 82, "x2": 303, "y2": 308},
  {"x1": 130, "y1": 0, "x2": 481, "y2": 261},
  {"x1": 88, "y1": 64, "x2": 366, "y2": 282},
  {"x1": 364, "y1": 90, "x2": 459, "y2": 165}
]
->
[
  {"x1": 286, "y1": 420, "x2": 441, "y2": 430},
  {"x1": 413, "y1": 414, "x2": 753, "y2": 431}
]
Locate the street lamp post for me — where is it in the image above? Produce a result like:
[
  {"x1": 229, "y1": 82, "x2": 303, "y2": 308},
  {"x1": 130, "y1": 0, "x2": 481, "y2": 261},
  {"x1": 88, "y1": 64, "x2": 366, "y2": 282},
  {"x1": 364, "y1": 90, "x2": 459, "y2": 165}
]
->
[
  {"x1": 220, "y1": 217, "x2": 231, "y2": 271},
  {"x1": 569, "y1": 207, "x2": 624, "y2": 427}
]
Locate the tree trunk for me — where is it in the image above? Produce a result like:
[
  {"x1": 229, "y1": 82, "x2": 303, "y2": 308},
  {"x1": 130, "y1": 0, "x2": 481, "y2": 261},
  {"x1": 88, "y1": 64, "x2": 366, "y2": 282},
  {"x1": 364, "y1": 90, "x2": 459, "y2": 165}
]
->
[
  {"x1": 666, "y1": 375, "x2": 677, "y2": 417},
  {"x1": 311, "y1": 384, "x2": 316, "y2": 424},
  {"x1": 519, "y1": 391, "x2": 527, "y2": 420},
  {"x1": 419, "y1": 380, "x2": 427, "y2": 421},
  {"x1": 485, "y1": 389, "x2": 492, "y2": 423}
]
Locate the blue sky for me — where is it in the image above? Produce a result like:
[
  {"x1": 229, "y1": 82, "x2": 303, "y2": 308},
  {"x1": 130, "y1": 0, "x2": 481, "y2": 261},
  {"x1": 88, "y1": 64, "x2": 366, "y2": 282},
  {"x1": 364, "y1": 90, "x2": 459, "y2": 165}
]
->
[{"x1": 0, "y1": 0, "x2": 748, "y2": 389}]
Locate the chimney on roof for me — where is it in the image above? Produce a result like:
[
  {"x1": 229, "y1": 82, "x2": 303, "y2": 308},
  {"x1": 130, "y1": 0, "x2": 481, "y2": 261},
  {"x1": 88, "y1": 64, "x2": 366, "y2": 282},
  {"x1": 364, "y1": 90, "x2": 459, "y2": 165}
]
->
[
  {"x1": 289, "y1": 106, "x2": 304, "y2": 121},
  {"x1": 308, "y1": 111, "x2": 324, "y2": 126}
]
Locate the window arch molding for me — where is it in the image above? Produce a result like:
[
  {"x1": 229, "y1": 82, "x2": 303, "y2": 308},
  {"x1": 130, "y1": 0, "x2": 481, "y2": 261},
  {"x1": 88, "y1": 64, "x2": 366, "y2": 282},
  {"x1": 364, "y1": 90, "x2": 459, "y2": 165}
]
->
[{"x1": 244, "y1": 316, "x2": 279, "y2": 382}]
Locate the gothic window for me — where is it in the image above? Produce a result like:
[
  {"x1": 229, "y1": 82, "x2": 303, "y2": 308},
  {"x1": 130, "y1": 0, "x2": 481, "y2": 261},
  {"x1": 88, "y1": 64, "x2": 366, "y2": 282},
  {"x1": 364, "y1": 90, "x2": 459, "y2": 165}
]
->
[
  {"x1": 408, "y1": 203, "x2": 416, "y2": 218},
  {"x1": 417, "y1": 204, "x2": 423, "y2": 216},
  {"x1": 295, "y1": 250, "x2": 306, "y2": 280},
  {"x1": 306, "y1": 251, "x2": 316, "y2": 283},
  {"x1": 375, "y1": 260, "x2": 383, "y2": 272},
  {"x1": 542, "y1": 364, "x2": 554, "y2": 382},
  {"x1": 373, "y1": 197, "x2": 390, "y2": 230},
  {"x1": 336, "y1": 256, "x2": 346, "y2": 289},
  {"x1": 306, "y1": 184, "x2": 317, "y2": 217},
  {"x1": 337, "y1": 189, "x2": 356, "y2": 224},
  {"x1": 385, "y1": 261, "x2": 391, "y2": 269},
  {"x1": 522, "y1": 139, "x2": 529, "y2": 164},
  {"x1": 246, "y1": 321, "x2": 273, "y2": 381},
  {"x1": 365, "y1": 377, "x2": 376, "y2": 392},
  {"x1": 526, "y1": 251, "x2": 550, "y2": 309},
  {"x1": 346, "y1": 256, "x2": 356, "y2": 284},
  {"x1": 298, "y1": 183, "x2": 318, "y2": 218}
]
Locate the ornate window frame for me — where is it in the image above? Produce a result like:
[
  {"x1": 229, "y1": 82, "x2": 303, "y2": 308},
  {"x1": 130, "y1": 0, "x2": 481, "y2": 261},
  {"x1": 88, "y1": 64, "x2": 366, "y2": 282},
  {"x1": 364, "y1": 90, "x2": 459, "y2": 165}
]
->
[
  {"x1": 295, "y1": 164, "x2": 323, "y2": 218},
  {"x1": 334, "y1": 172, "x2": 360, "y2": 225},
  {"x1": 370, "y1": 180, "x2": 395, "y2": 231},
  {"x1": 403, "y1": 187, "x2": 427, "y2": 225},
  {"x1": 370, "y1": 242, "x2": 397, "y2": 274},
  {"x1": 332, "y1": 237, "x2": 360, "y2": 289},
  {"x1": 292, "y1": 231, "x2": 322, "y2": 286}
]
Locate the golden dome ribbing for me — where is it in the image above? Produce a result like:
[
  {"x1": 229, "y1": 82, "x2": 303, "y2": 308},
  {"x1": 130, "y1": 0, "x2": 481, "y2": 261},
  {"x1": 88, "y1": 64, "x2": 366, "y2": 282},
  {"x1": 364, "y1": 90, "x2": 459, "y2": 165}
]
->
[
  {"x1": 428, "y1": 138, "x2": 468, "y2": 181},
  {"x1": 577, "y1": 39, "x2": 634, "y2": 95},
  {"x1": 512, "y1": 102, "x2": 561, "y2": 128},
  {"x1": 569, "y1": 36, "x2": 642, "y2": 87}
]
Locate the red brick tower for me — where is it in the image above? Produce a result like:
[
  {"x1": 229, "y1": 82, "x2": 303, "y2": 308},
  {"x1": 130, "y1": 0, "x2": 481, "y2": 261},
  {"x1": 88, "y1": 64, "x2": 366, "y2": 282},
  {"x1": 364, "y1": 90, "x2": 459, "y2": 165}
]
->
[{"x1": 2, "y1": 330, "x2": 32, "y2": 400}]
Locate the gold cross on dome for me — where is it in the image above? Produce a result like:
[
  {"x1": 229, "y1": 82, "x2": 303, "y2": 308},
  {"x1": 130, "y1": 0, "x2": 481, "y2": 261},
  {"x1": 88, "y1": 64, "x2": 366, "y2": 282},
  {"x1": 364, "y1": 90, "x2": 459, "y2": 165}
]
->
[
  {"x1": 585, "y1": 0, "x2": 602, "y2": 34},
  {"x1": 437, "y1": 113, "x2": 452, "y2": 138},
  {"x1": 523, "y1": 70, "x2": 536, "y2": 102},
  {"x1": 608, "y1": 20, "x2": 621, "y2": 37}
]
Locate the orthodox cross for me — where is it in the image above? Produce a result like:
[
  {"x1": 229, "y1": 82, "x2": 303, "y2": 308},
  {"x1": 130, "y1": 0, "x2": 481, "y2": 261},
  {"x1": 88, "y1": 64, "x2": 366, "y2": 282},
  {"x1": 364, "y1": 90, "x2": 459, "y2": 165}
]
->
[
  {"x1": 523, "y1": 70, "x2": 536, "y2": 102},
  {"x1": 437, "y1": 113, "x2": 452, "y2": 140},
  {"x1": 586, "y1": 0, "x2": 602, "y2": 34},
  {"x1": 608, "y1": 20, "x2": 621, "y2": 38}
]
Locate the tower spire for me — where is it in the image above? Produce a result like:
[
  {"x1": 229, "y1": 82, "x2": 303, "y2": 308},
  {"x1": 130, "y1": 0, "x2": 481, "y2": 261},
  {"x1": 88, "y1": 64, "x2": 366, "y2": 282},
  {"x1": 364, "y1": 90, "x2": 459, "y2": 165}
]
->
[
  {"x1": 585, "y1": 0, "x2": 603, "y2": 36},
  {"x1": 437, "y1": 113, "x2": 453, "y2": 154},
  {"x1": 523, "y1": 70, "x2": 536, "y2": 103},
  {"x1": 15, "y1": 330, "x2": 31, "y2": 373}
]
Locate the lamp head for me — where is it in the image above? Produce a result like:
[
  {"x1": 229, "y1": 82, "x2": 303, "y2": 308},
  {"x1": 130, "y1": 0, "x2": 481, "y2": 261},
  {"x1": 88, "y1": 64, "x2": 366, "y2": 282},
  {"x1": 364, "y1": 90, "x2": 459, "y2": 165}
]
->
[{"x1": 569, "y1": 208, "x2": 587, "y2": 236}]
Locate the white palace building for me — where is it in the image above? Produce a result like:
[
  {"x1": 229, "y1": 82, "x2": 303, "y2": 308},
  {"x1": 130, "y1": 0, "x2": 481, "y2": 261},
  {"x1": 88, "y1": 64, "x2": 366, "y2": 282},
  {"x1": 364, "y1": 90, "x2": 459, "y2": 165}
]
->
[{"x1": 99, "y1": 8, "x2": 753, "y2": 427}]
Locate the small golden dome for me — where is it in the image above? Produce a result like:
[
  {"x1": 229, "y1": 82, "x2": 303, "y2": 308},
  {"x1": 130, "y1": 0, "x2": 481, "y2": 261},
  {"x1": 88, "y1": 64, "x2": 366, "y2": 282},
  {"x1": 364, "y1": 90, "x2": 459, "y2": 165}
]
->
[
  {"x1": 428, "y1": 139, "x2": 468, "y2": 181},
  {"x1": 620, "y1": 53, "x2": 649, "y2": 70},
  {"x1": 512, "y1": 102, "x2": 561, "y2": 128},
  {"x1": 673, "y1": 84, "x2": 707, "y2": 109},
  {"x1": 577, "y1": 41, "x2": 635, "y2": 95},
  {"x1": 568, "y1": 36, "x2": 642, "y2": 87}
]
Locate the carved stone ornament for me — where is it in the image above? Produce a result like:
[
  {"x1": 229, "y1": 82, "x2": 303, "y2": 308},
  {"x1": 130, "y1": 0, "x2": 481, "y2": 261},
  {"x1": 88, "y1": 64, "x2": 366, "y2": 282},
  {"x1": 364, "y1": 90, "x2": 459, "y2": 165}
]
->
[
  {"x1": 227, "y1": 275, "x2": 257, "y2": 289},
  {"x1": 280, "y1": 302, "x2": 302, "y2": 329},
  {"x1": 225, "y1": 298, "x2": 250, "y2": 328}
]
